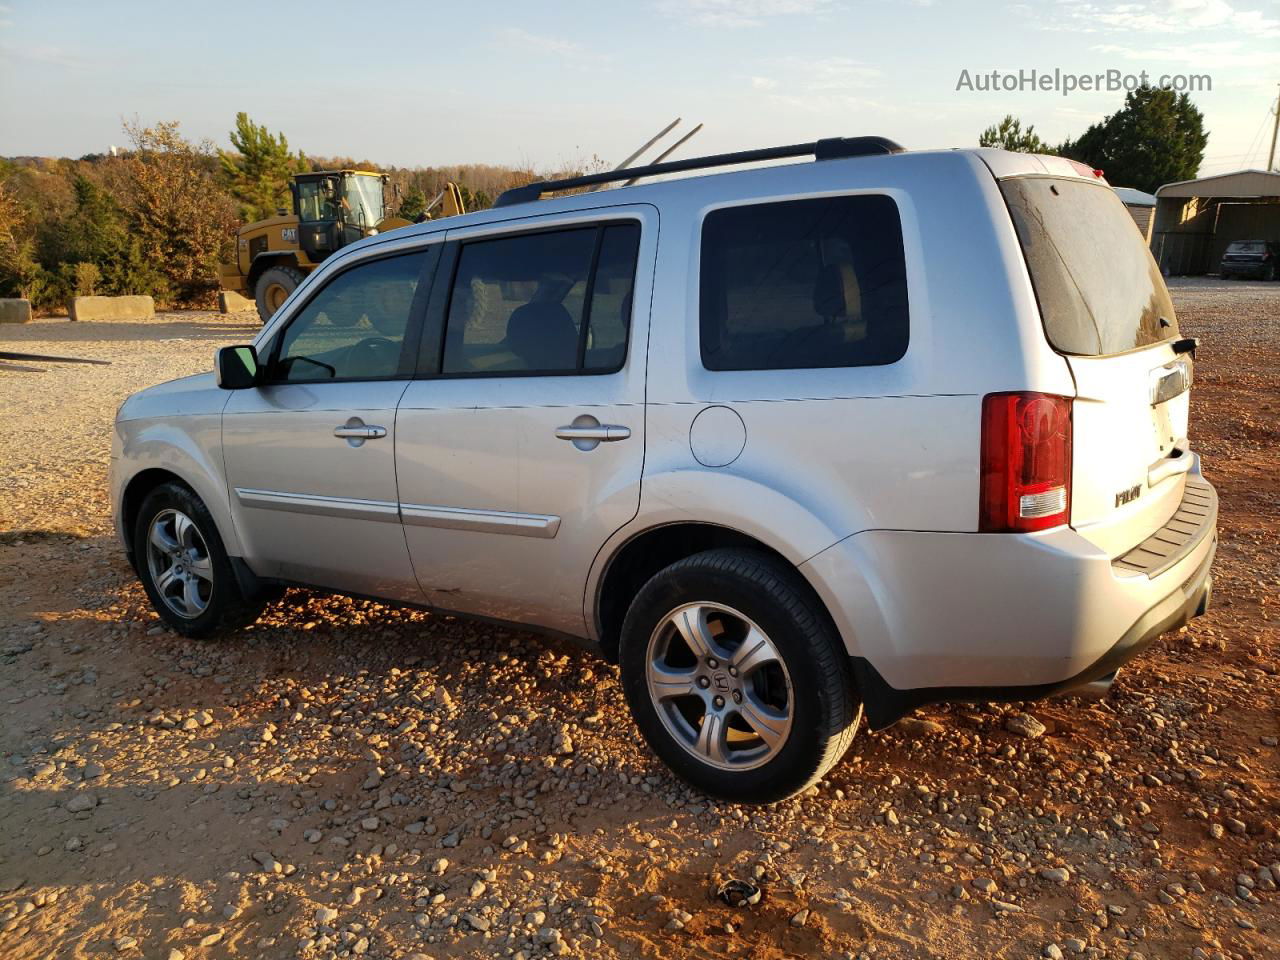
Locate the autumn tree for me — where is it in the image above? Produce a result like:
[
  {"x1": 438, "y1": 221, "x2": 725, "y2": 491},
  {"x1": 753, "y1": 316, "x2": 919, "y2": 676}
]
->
[
  {"x1": 0, "y1": 180, "x2": 49, "y2": 302},
  {"x1": 218, "y1": 112, "x2": 308, "y2": 222},
  {"x1": 122, "y1": 120, "x2": 237, "y2": 304}
]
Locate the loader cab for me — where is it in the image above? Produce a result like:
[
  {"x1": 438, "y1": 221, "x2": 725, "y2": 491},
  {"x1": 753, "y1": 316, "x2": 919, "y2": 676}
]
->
[{"x1": 291, "y1": 171, "x2": 389, "y2": 264}]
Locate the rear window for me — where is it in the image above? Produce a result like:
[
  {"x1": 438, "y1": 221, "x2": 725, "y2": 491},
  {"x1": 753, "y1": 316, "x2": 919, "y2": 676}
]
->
[
  {"x1": 1001, "y1": 177, "x2": 1178, "y2": 356},
  {"x1": 700, "y1": 194, "x2": 909, "y2": 371},
  {"x1": 1226, "y1": 241, "x2": 1265, "y2": 253}
]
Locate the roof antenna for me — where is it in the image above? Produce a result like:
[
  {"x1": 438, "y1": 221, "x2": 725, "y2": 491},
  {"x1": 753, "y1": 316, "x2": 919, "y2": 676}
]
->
[
  {"x1": 587, "y1": 118, "x2": 682, "y2": 191},
  {"x1": 624, "y1": 123, "x2": 704, "y2": 186}
]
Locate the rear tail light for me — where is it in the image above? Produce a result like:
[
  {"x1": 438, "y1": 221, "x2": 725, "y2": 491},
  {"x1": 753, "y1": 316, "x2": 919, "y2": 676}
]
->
[{"x1": 980, "y1": 392, "x2": 1072, "y2": 533}]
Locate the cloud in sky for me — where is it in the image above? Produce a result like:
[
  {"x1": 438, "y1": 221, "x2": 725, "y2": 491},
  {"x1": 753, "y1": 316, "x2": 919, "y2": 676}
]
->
[
  {"x1": 1093, "y1": 38, "x2": 1280, "y2": 69},
  {"x1": 0, "y1": 42, "x2": 82, "y2": 67},
  {"x1": 658, "y1": 0, "x2": 833, "y2": 28},
  {"x1": 498, "y1": 26, "x2": 612, "y2": 66},
  {"x1": 1034, "y1": 0, "x2": 1280, "y2": 38},
  {"x1": 748, "y1": 56, "x2": 887, "y2": 115}
]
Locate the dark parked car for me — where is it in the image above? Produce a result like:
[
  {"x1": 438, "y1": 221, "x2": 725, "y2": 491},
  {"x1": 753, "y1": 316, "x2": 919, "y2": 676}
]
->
[{"x1": 1219, "y1": 240, "x2": 1279, "y2": 280}]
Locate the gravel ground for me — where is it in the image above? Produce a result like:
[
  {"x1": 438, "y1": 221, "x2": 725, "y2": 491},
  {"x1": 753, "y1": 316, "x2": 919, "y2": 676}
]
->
[{"x1": 0, "y1": 282, "x2": 1277, "y2": 960}]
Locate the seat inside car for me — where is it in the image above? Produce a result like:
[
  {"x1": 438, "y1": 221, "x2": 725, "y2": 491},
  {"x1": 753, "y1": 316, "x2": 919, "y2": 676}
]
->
[{"x1": 502, "y1": 273, "x2": 580, "y2": 371}]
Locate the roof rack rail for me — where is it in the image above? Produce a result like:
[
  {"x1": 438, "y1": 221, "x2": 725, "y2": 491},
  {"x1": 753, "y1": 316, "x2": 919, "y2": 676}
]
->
[{"x1": 494, "y1": 135, "x2": 906, "y2": 208}]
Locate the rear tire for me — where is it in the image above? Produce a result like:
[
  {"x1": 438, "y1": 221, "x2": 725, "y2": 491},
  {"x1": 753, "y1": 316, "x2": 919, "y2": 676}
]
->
[
  {"x1": 619, "y1": 548, "x2": 860, "y2": 804},
  {"x1": 133, "y1": 483, "x2": 267, "y2": 637},
  {"x1": 254, "y1": 266, "x2": 306, "y2": 323}
]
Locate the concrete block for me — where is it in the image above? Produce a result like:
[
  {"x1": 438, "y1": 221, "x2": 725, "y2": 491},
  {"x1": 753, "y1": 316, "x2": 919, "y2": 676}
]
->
[
  {"x1": 68, "y1": 295, "x2": 155, "y2": 322},
  {"x1": 219, "y1": 289, "x2": 256, "y2": 314},
  {"x1": 0, "y1": 298, "x2": 33, "y2": 324}
]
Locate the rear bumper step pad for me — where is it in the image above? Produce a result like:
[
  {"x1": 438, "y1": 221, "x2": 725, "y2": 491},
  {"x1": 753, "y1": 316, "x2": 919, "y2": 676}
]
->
[{"x1": 1112, "y1": 477, "x2": 1217, "y2": 578}]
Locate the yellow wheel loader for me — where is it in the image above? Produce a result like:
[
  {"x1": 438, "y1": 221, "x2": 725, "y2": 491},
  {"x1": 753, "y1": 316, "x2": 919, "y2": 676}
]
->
[{"x1": 218, "y1": 171, "x2": 464, "y2": 322}]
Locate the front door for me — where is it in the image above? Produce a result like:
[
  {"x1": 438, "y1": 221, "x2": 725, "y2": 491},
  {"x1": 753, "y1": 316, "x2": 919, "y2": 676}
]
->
[
  {"x1": 223, "y1": 244, "x2": 436, "y2": 601},
  {"x1": 395, "y1": 208, "x2": 656, "y2": 636}
]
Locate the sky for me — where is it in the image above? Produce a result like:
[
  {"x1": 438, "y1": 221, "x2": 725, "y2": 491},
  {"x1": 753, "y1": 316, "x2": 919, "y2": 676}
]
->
[{"x1": 1, "y1": 0, "x2": 1278, "y2": 180}]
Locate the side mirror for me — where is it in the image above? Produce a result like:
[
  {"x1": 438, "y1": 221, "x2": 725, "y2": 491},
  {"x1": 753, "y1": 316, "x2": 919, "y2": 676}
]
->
[{"x1": 215, "y1": 345, "x2": 259, "y2": 389}]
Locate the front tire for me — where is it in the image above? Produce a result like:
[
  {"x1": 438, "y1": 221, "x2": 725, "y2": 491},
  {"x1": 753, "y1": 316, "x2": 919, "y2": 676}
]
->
[
  {"x1": 619, "y1": 549, "x2": 860, "y2": 803},
  {"x1": 254, "y1": 265, "x2": 305, "y2": 323},
  {"x1": 133, "y1": 483, "x2": 265, "y2": 637}
]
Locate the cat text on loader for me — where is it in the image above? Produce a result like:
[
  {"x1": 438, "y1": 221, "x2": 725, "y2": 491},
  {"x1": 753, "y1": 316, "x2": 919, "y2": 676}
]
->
[{"x1": 217, "y1": 171, "x2": 464, "y2": 322}]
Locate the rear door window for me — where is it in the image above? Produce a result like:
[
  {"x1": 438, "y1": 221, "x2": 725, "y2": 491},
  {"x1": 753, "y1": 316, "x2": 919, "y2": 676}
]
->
[
  {"x1": 440, "y1": 222, "x2": 641, "y2": 376},
  {"x1": 699, "y1": 194, "x2": 909, "y2": 371},
  {"x1": 1000, "y1": 177, "x2": 1178, "y2": 356}
]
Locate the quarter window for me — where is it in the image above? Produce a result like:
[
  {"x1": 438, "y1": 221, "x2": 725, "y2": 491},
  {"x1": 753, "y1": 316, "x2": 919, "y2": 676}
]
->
[
  {"x1": 441, "y1": 222, "x2": 641, "y2": 376},
  {"x1": 700, "y1": 195, "x2": 909, "y2": 371},
  {"x1": 272, "y1": 251, "x2": 427, "y2": 382}
]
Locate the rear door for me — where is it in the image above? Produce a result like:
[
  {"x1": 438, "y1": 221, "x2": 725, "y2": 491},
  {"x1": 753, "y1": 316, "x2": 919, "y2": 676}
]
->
[
  {"x1": 1001, "y1": 176, "x2": 1193, "y2": 555},
  {"x1": 395, "y1": 206, "x2": 655, "y2": 637}
]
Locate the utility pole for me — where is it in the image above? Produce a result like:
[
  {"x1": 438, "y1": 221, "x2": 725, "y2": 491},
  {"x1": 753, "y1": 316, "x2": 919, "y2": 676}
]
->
[{"x1": 1269, "y1": 84, "x2": 1280, "y2": 172}]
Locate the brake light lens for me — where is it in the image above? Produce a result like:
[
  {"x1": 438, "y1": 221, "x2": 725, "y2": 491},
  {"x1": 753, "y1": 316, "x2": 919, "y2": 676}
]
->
[{"x1": 980, "y1": 392, "x2": 1072, "y2": 532}]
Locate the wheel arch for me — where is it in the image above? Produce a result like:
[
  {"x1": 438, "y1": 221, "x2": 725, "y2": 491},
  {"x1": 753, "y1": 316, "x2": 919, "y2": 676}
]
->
[
  {"x1": 247, "y1": 252, "x2": 304, "y2": 293},
  {"x1": 590, "y1": 521, "x2": 844, "y2": 664},
  {"x1": 114, "y1": 419, "x2": 242, "y2": 566},
  {"x1": 119, "y1": 468, "x2": 195, "y2": 565}
]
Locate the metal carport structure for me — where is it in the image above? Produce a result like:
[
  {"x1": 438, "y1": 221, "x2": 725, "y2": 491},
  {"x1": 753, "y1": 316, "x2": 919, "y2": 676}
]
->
[{"x1": 1151, "y1": 170, "x2": 1280, "y2": 276}]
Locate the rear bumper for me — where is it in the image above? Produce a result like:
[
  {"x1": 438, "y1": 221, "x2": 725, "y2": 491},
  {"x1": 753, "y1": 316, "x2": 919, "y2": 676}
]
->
[
  {"x1": 850, "y1": 538, "x2": 1213, "y2": 727},
  {"x1": 1220, "y1": 264, "x2": 1270, "y2": 278},
  {"x1": 802, "y1": 459, "x2": 1217, "y2": 727}
]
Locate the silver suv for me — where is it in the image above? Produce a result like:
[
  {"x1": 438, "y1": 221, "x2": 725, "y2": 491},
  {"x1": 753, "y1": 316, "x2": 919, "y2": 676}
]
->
[{"x1": 111, "y1": 138, "x2": 1217, "y2": 802}]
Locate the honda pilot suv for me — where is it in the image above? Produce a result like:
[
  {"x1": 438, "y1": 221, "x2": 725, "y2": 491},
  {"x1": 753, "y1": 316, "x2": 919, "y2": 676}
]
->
[{"x1": 111, "y1": 138, "x2": 1216, "y2": 803}]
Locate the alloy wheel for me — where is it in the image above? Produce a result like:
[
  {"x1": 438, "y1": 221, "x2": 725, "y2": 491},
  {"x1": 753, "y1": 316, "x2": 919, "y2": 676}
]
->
[
  {"x1": 645, "y1": 601, "x2": 794, "y2": 771},
  {"x1": 145, "y1": 508, "x2": 213, "y2": 619}
]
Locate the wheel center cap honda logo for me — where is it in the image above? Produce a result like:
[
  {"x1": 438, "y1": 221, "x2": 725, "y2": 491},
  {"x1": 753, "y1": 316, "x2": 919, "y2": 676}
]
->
[{"x1": 712, "y1": 673, "x2": 731, "y2": 692}]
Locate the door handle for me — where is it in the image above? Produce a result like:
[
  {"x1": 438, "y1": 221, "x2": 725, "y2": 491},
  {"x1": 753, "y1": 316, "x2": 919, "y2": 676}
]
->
[
  {"x1": 555, "y1": 425, "x2": 631, "y2": 442},
  {"x1": 334, "y1": 425, "x2": 387, "y2": 439},
  {"x1": 334, "y1": 418, "x2": 386, "y2": 447}
]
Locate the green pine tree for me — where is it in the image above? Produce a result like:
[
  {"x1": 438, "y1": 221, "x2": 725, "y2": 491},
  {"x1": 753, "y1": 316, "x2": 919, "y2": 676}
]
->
[
  {"x1": 1058, "y1": 85, "x2": 1207, "y2": 193},
  {"x1": 218, "y1": 112, "x2": 308, "y2": 223},
  {"x1": 397, "y1": 184, "x2": 427, "y2": 221},
  {"x1": 978, "y1": 116, "x2": 1052, "y2": 154}
]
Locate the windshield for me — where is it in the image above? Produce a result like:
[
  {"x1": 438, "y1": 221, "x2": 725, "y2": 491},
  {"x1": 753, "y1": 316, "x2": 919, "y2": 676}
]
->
[
  {"x1": 1001, "y1": 176, "x2": 1178, "y2": 356},
  {"x1": 1226, "y1": 241, "x2": 1265, "y2": 253},
  {"x1": 343, "y1": 175, "x2": 385, "y2": 229}
]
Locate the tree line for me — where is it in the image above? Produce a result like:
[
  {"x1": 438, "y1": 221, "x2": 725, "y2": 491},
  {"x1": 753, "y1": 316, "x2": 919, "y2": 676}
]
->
[
  {"x1": 978, "y1": 83, "x2": 1207, "y2": 194},
  {"x1": 2, "y1": 88, "x2": 1208, "y2": 314},
  {"x1": 0, "y1": 113, "x2": 556, "y2": 313}
]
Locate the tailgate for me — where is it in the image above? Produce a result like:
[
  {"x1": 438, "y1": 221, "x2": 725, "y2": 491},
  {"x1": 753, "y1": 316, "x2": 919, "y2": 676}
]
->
[
  {"x1": 998, "y1": 173, "x2": 1194, "y2": 556},
  {"x1": 1068, "y1": 347, "x2": 1193, "y2": 555}
]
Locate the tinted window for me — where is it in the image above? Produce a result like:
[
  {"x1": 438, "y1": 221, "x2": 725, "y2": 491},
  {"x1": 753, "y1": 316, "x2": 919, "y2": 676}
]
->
[
  {"x1": 273, "y1": 252, "x2": 425, "y2": 381},
  {"x1": 442, "y1": 223, "x2": 640, "y2": 376},
  {"x1": 1001, "y1": 177, "x2": 1178, "y2": 356},
  {"x1": 585, "y1": 225, "x2": 642, "y2": 371},
  {"x1": 700, "y1": 195, "x2": 908, "y2": 371}
]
